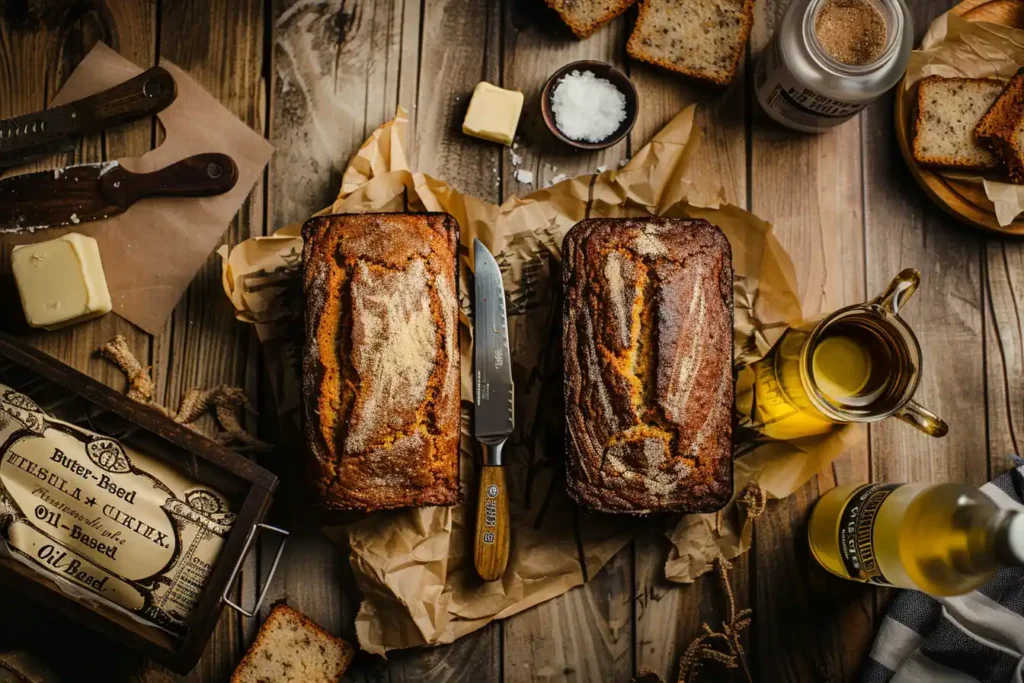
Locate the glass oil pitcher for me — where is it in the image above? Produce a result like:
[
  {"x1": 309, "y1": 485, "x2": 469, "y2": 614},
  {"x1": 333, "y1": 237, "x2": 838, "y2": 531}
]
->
[{"x1": 750, "y1": 269, "x2": 948, "y2": 441}]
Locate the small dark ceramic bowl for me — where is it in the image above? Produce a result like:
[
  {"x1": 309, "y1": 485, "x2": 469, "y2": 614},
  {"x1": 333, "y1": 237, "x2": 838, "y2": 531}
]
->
[{"x1": 540, "y1": 60, "x2": 639, "y2": 151}]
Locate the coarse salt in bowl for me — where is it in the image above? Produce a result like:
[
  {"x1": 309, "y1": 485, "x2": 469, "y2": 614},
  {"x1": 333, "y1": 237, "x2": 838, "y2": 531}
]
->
[
  {"x1": 541, "y1": 60, "x2": 638, "y2": 151},
  {"x1": 551, "y1": 70, "x2": 627, "y2": 143}
]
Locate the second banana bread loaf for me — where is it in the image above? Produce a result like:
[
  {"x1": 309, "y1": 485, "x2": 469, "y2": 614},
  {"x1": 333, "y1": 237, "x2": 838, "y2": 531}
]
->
[
  {"x1": 563, "y1": 217, "x2": 734, "y2": 514},
  {"x1": 302, "y1": 212, "x2": 461, "y2": 512}
]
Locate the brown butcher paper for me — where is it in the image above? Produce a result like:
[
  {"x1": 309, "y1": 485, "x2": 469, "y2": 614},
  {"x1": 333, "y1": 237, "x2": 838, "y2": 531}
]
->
[{"x1": 221, "y1": 106, "x2": 861, "y2": 654}]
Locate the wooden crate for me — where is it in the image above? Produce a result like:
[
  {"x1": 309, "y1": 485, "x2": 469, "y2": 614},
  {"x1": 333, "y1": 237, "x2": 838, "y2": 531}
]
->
[{"x1": 0, "y1": 332, "x2": 280, "y2": 673}]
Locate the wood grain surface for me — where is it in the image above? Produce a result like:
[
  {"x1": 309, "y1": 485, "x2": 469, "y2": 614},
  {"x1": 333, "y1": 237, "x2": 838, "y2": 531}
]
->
[{"x1": 0, "y1": 0, "x2": 1020, "y2": 681}]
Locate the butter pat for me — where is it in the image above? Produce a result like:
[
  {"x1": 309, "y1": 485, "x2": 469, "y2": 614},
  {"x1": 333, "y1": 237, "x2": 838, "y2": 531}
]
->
[
  {"x1": 12, "y1": 233, "x2": 112, "y2": 330},
  {"x1": 462, "y1": 81, "x2": 524, "y2": 145}
]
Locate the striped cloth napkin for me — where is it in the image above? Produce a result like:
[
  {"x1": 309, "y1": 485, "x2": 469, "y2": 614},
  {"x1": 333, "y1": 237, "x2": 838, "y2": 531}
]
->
[{"x1": 861, "y1": 458, "x2": 1024, "y2": 683}]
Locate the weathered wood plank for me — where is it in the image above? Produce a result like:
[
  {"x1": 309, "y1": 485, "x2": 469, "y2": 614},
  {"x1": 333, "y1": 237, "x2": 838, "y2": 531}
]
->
[
  {"x1": 862, "y1": 0, "x2": 984, "y2": 669},
  {"x1": 629, "y1": 4, "x2": 750, "y2": 680},
  {"x1": 984, "y1": 239, "x2": 1024, "y2": 476},
  {"x1": 0, "y1": 2, "x2": 156, "y2": 681},
  {"x1": 411, "y1": 0, "x2": 501, "y2": 199},
  {"x1": 366, "y1": 1, "x2": 505, "y2": 680},
  {"x1": 260, "y1": 2, "x2": 422, "y2": 682},
  {"x1": 149, "y1": 1, "x2": 267, "y2": 681},
  {"x1": 747, "y1": 0, "x2": 874, "y2": 679},
  {"x1": 499, "y1": 6, "x2": 633, "y2": 683},
  {"x1": 502, "y1": 4, "x2": 628, "y2": 192},
  {"x1": 864, "y1": 0, "x2": 985, "y2": 489},
  {"x1": 271, "y1": 0, "x2": 417, "y2": 228}
]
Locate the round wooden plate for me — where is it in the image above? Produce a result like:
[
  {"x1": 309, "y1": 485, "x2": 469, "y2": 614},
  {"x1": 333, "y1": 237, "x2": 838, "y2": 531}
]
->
[{"x1": 894, "y1": 0, "x2": 1024, "y2": 235}]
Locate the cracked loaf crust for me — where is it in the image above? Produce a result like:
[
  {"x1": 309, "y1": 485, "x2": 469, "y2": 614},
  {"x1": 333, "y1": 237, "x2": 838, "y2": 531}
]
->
[
  {"x1": 302, "y1": 212, "x2": 461, "y2": 511},
  {"x1": 563, "y1": 218, "x2": 734, "y2": 514}
]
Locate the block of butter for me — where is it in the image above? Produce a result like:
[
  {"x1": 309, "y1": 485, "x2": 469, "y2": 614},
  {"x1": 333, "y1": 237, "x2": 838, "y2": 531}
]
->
[
  {"x1": 11, "y1": 232, "x2": 112, "y2": 330},
  {"x1": 462, "y1": 81, "x2": 524, "y2": 146}
]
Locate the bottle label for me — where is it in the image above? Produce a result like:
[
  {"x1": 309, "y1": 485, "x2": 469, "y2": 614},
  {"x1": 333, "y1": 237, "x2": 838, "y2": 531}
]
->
[
  {"x1": 837, "y1": 483, "x2": 901, "y2": 584},
  {"x1": 755, "y1": 38, "x2": 866, "y2": 130}
]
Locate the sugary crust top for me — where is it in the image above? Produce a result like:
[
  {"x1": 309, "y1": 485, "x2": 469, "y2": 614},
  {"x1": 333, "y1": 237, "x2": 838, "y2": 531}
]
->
[
  {"x1": 302, "y1": 213, "x2": 461, "y2": 512},
  {"x1": 563, "y1": 217, "x2": 734, "y2": 514}
]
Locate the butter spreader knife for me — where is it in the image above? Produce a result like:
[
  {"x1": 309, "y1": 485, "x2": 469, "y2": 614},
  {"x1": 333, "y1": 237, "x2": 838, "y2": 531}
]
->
[
  {"x1": 0, "y1": 153, "x2": 238, "y2": 233},
  {"x1": 473, "y1": 238, "x2": 514, "y2": 582}
]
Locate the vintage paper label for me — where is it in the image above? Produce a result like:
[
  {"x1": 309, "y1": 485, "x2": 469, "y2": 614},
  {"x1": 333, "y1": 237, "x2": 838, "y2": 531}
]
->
[{"x1": 0, "y1": 384, "x2": 235, "y2": 633}]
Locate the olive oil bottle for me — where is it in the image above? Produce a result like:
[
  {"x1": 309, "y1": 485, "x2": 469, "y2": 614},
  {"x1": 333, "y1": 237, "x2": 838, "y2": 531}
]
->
[{"x1": 808, "y1": 483, "x2": 1024, "y2": 596}]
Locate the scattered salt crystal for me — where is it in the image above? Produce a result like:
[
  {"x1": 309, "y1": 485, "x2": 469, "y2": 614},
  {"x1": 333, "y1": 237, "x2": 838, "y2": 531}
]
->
[
  {"x1": 550, "y1": 70, "x2": 627, "y2": 143},
  {"x1": 53, "y1": 168, "x2": 62, "y2": 179},
  {"x1": 549, "y1": 173, "x2": 568, "y2": 186},
  {"x1": 510, "y1": 150, "x2": 522, "y2": 167},
  {"x1": 69, "y1": 213, "x2": 80, "y2": 224},
  {"x1": 514, "y1": 169, "x2": 533, "y2": 184},
  {"x1": 618, "y1": 158, "x2": 630, "y2": 169},
  {"x1": 596, "y1": 165, "x2": 607, "y2": 173},
  {"x1": 512, "y1": 141, "x2": 519, "y2": 150}
]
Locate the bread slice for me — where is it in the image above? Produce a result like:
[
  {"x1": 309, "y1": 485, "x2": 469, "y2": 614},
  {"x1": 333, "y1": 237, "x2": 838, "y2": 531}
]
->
[
  {"x1": 231, "y1": 604, "x2": 355, "y2": 683},
  {"x1": 545, "y1": 0, "x2": 637, "y2": 38},
  {"x1": 626, "y1": 0, "x2": 755, "y2": 87},
  {"x1": 913, "y1": 76, "x2": 1003, "y2": 171},
  {"x1": 976, "y1": 68, "x2": 1024, "y2": 182}
]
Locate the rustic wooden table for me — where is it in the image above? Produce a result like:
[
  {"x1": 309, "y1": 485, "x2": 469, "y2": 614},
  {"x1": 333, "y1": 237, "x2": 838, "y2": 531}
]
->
[{"x1": 1, "y1": 0, "x2": 1021, "y2": 681}]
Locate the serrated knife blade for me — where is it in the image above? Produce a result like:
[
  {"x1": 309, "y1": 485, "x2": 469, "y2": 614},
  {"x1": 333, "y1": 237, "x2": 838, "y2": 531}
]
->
[
  {"x1": 473, "y1": 238, "x2": 514, "y2": 446},
  {"x1": 472, "y1": 238, "x2": 513, "y2": 582}
]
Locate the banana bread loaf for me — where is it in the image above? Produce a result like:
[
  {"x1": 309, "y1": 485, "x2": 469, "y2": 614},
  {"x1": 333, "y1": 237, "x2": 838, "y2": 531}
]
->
[
  {"x1": 302, "y1": 212, "x2": 461, "y2": 511},
  {"x1": 562, "y1": 217, "x2": 734, "y2": 514}
]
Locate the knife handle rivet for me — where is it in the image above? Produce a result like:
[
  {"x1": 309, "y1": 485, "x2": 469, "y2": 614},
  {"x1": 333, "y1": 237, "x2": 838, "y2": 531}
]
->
[
  {"x1": 143, "y1": 79, "x2": 164, "y2": 98},
  {"x1": 207, "y1": 163, "x2": 223, "y2": 179}
]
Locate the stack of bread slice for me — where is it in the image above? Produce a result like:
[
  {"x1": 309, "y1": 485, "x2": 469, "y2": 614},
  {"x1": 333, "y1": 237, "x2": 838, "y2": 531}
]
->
[
  {"x1": 913, "y1": 69, "x2": 1024, "y2": 182},
  {"x1": 545, "y1": 0, "x2": 754, "y2": 87}
]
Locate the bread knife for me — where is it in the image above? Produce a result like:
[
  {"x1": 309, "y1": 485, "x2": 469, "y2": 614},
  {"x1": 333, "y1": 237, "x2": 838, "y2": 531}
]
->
[
  {"x1": 0, "y1": 66, "x2": 177, "y2": 170},
  {"x1": 472, "y1": 238, "x2": 514, "y2": 582},
  {"x1": 0, "y1": 153, "x2": 238, "y2": 233}
]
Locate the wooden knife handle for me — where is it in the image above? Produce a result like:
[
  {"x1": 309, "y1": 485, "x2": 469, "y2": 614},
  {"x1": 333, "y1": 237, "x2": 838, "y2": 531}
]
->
[
  {"x1": 474, "y1": 465, "x2": 510, "y2": 582},
  {"x1": 0, "y1": 67, "x2": 177, "y2": 167},
  {"x1": 108, "y1": 153, "x2": 239, "y2": 205}
]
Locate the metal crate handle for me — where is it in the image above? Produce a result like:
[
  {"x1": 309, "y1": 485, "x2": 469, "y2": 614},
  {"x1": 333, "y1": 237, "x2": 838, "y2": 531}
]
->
[{"x1": 221, "y1": 523, "x2": 290, "y2": 617}]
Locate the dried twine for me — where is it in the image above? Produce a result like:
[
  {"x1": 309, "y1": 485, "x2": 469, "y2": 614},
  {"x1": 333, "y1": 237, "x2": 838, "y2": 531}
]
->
[
  {"x1": 97, "y1": 335, "x2": 271, "y2": 452},
  {"x1": 676, "y1": 556, "x2": 754, "y2": 683},
  {"x1": 635, "y1": 482, "x2": 767, "y2": 683}
]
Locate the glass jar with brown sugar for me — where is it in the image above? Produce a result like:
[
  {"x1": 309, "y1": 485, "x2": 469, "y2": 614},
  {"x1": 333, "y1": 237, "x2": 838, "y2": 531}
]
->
[{"x1": 755, "y1": 0, "x2": 913, "y2": 133}]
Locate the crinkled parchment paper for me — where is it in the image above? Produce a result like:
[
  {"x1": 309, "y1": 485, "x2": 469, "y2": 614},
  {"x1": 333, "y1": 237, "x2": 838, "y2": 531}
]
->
[
  {"x1": 0, "y1": 42, "x2": 273, "y2": 334},
  {"x1": 902, "y1": 12, "x2": 1024, "y2": 226},
  {"x1": 220, "y1": 106, "x2": 862, "y2": 655}
]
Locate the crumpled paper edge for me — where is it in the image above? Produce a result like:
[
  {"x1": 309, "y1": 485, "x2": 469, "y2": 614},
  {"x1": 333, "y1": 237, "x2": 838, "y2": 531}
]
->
[{"x1": 219, "y1": 104, "x2": 851, "y2": 655}]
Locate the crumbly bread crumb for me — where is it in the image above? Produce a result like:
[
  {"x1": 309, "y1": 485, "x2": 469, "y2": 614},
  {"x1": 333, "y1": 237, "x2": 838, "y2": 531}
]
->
[
  {"x1": 626, "y1": 0, "x2": 755, "y2": 87},
  {"x1": 231, "y1": 604, "x2": 354, "y2": 683},
  {"x1": 913, "y1": 76, "x2": 1004, "y2": 171},
  {"x1": 976, "y1": 68, "x2": 1024, "y2": 182},
  {"x1": 545, "y1": 0, "x2": 637, "y2": 38}
]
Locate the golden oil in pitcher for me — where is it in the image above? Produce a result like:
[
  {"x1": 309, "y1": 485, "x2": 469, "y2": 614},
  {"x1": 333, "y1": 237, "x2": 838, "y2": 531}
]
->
[
  {"x1": 750, "y1": 269, "x2": 947, "y2": 440},
  {"x1": 809, "y1": 482, "x2": 1024, "y2": 596}
]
